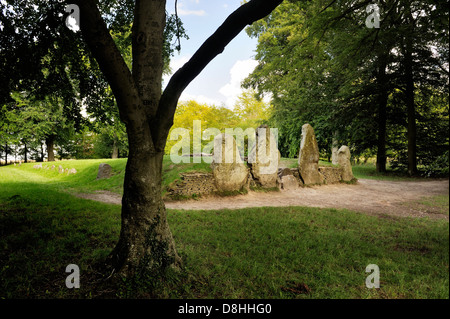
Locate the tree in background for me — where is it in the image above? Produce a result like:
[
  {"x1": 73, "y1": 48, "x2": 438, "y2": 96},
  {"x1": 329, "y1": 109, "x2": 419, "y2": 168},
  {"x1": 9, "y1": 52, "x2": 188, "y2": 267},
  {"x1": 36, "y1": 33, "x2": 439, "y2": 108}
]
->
[{"x1": 244, "y1": 0, "x2": 448, "y2": 175}]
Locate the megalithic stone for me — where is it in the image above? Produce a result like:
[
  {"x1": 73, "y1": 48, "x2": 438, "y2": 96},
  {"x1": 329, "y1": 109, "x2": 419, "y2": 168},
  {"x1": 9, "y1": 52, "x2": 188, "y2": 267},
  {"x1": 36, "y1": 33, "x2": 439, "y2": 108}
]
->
[
  {"x1": 211, "y1": 133, "x2": 248, "y2": 192},
  {"x1": 337, "y1": 145, "x2": 355, "y2": 181},
  {"x1": 247, "y1": 124, "x2": 280, "y2": 188},
  {"x1": 298, "y1": 123, "x2": 324, "y2": 185}
]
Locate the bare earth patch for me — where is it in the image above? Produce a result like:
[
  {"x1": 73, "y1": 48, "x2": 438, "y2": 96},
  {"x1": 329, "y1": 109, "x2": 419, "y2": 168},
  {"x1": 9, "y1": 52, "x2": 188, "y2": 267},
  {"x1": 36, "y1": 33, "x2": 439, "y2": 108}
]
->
[{"x1": 74, "y1": 179, "x2": 449, "y2": 220}]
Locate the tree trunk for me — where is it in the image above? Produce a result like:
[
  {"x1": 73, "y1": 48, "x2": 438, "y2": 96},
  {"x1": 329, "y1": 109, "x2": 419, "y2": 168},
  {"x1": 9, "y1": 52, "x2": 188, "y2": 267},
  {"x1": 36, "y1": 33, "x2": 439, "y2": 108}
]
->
[
  {"x1": 107, "y1": 133, "x2": 181, "y2": 276},
  {"x1": 331, "y1": 132, "x2": 339, "y2": 165},
  {"x1": 112, "y1": 132, "x2": 119, "y2": 159},
  {"x1": 23, "y1": 143, "x2": 28, "y2": 163},
  {"x1": 40, "y1": 142, "x2": 45, "y2": 162},
  {"x1": 46, "y1": 136, "x2": 55, "y2": 162},
  {"x1": 4, "y1": 143, "x2": 7, "y2": 165},
  {"x1": 405, "y1": 12, "x2": 417, "y2": 176},
  {"x1": 376, "y1": 54, "x2": 388, "y2": 173}
]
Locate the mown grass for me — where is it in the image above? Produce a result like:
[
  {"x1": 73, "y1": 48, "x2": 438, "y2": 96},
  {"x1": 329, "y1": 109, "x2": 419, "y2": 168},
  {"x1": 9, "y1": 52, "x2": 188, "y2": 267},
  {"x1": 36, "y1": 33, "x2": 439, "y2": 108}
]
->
[{"x1": 0, "y1": 159, "x2": 448, "y2": 299}]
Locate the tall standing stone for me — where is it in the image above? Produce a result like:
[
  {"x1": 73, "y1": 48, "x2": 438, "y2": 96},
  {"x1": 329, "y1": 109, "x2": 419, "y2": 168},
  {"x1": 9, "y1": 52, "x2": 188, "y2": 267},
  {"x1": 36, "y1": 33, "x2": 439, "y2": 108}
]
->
[
  {"x1": 337, "y1": 145, "x2": 354, "y2": 181},
  {"x1": 248, "y1": 125, "x2": 280, "y2": 188},
  {"x1": 211, "y1": 133, "x2": 249, "y2": 192},
  {"x1": 298, "y1": 123, "x2": 324, "y2": 185}
]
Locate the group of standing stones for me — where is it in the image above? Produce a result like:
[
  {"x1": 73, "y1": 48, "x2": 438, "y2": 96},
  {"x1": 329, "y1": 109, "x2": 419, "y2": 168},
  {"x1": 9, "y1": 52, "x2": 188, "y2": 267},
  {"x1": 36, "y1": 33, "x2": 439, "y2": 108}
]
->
[
  {"x1": 211, "y1": 123, "x2": 355, "y2": 193},
  {"x1": 32, "y1": 163, "x2": 77, "y2": 175},
  {"x1": 297, "y1": 123, "x2": 354, "y2": 186},
  {"x1": 210, "y1": 125, "x2": 281, "y2": 192}
]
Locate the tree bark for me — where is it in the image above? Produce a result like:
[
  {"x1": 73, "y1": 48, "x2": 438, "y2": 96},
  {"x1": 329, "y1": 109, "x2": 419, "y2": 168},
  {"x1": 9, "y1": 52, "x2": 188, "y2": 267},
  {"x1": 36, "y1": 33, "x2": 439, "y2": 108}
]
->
[
  {"x1": 404, "y1": 11, "x2": 417, "y2": 176},
  {"x1": 107, "y1": 133, "x2": 181, "y2": 276},
  {"x1": 376, "y1": 54, "x2": 388, "y2": 173},
  {"x1": 23, "y1": 143, "x2": 28, "y2": 163},
  {"x1": 46, "y1": 135, "x2": 55, "y2": 162},
  {"x1": 112, "y1": 132, "x2": 119, "y2": 159}
]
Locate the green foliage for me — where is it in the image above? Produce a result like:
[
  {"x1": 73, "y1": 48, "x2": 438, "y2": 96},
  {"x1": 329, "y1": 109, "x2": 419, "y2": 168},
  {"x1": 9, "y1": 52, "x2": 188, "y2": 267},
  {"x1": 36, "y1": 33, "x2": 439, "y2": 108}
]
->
[{"x1": 244, "y1": 0, "x2": 449, "y2": 175}]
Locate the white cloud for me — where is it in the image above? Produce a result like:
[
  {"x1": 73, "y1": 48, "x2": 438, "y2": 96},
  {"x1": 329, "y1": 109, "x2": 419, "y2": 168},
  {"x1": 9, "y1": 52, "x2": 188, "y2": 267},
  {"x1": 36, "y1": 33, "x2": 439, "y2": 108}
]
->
[
  {"x1": 177, "y1": 2, "x2": 206, "y2": 16},
  {"x1": 179, "y1": 93, "x2": 223, "y2": 106},
  {"x1": 219, "y1": 59, "x2": 258, "y2": 108}
]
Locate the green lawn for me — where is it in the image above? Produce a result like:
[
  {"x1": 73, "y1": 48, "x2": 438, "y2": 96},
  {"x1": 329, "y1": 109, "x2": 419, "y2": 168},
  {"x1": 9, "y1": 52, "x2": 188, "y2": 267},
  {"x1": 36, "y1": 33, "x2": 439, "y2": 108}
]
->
[{"x1": 0, "y1": 159, "x2": 448, "y2": 298}]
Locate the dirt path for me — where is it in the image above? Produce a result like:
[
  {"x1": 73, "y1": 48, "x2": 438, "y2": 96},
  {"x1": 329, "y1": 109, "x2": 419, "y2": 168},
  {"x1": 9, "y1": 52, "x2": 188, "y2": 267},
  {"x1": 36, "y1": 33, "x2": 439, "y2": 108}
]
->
[{"x1": 75, "y1": 179, "x2": 449, "y2": 220}]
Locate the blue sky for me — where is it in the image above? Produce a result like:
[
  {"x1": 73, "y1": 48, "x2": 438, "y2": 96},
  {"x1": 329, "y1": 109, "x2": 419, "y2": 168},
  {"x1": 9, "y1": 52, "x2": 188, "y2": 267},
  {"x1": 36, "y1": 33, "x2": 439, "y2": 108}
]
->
[{"x1": 164, "y1": 0, "x2": 260, "y2": 108}]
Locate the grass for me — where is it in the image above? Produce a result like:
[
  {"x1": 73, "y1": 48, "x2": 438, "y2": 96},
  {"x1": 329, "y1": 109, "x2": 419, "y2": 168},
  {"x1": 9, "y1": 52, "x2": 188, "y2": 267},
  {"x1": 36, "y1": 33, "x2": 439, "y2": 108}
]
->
[{"x1": 0, "y1": 159, "x2": 448, "y2": 299}]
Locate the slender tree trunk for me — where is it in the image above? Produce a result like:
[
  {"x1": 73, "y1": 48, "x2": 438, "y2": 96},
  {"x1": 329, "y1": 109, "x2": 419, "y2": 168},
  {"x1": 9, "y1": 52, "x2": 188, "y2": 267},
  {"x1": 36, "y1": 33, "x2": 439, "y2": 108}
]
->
[
  {"x1": 4, "y1": 143, "x2": 7, "y2": 165},
  {"x1": 46, "y1": 135, "x2": 55, "y2": 162},
  {"x1": 40, "y1": 142, "x2": 45, "y2": 162},
  {"x1": 331, "y1": 132, "x2": 339, "y2": 165},
  {"x1": 405, "y1": 13, "x2": 417, "y2": 176},
  {"x1": 376, "y1": 54, "x2": 388, "y2": 173},
  {"x1": 24, "y1": 144, "x2": 28, "y2": 163},
  {"x1": 112, "y1": 132, "x2": 119, "y2": 159}
]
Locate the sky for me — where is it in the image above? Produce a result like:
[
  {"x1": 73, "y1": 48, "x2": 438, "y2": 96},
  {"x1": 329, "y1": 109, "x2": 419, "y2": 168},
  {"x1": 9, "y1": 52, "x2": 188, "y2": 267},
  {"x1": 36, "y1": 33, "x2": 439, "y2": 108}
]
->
[{"x1": 164, "y1": 0, "x2": 260, "y2": 108}]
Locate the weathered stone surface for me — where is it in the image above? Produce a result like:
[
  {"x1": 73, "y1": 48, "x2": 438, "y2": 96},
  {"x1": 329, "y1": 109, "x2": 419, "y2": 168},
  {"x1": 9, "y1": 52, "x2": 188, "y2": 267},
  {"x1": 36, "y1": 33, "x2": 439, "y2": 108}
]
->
[
  {"x1": 248, "y1": 125, "x2": 280, "y2": 188},
  {"x1": 278, "y1": 167, "x2": 292, "y2": 178},
  {"x1": 97, "y1": 163, "x2": 113, "y2": 180},
  {"x1": 33, "y1": 163, "x2": 42, "y2": 169},
  {"x1": 58, "y1": 165, "x2": 64, "y2": 173},
  {"x1": 168, "y1": 173, "x2": 217, "y2": 197},
  {"x1": 298, "y1": 124, "x2": 324, "y2": 185},
  {"x1": 68, "y1": 168, "x2": 77, "y2": 175},
  {"x1": 211, "y1": 134, "x2": 248, "y2": 192},
  {"x1": 337, "y1": 145, "x2": 354, "y2": 181},
  {"x1": 281, "y1": 175, "x2": 299, "y2": 190},
  {"x1": 318, "y1": 166, "x2": 342, "y2": 184}
]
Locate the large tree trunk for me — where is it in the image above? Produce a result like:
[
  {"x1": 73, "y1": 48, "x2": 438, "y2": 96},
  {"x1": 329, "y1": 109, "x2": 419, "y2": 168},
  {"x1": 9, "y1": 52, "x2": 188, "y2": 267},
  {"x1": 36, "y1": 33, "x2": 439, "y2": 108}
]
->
[
  {"x1": 107, "y1": 136, "x2": 181, "y2": 276},
  {"x1": 46, "y1": 135, "x2": 55, "y2": 162},
  {"x1": 376, "y1": 54, "x2": 388, "y2": 173}
]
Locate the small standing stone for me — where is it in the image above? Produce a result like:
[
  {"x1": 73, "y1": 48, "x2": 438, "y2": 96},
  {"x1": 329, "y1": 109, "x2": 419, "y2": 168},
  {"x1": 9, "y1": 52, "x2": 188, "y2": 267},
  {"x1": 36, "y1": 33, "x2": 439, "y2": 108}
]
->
[
  {"x1": 337, "y1": 145, "x2": 354, "y2": 181},
  {"x1": 97, "y1": 163, "x2": 113, "y2": 180}
]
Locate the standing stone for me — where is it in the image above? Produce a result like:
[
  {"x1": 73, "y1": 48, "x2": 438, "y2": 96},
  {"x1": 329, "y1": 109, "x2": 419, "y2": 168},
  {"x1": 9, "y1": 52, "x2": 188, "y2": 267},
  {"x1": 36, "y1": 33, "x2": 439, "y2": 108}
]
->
[
  {"x1": 298, "y1": 124, "x2": 324, "y2": 185},
  {"x1": 211, "y1": 133, "x2": 248, "y2": 192},
  {"x1": 68, "y1": 168, "x2": 77, "y2": 175},
  {"x1": 337, "y1": 145, "x2": 354, "y2": 181},
  {"x1": 58, "y1": 165, "x2": 64, "y2": 173},
  {"x1": 97, "y1": 163, "x2": 113, "y2": 180},
  {"x1": 248, "y1": 125, "x2": 280, "y2": 188}
]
